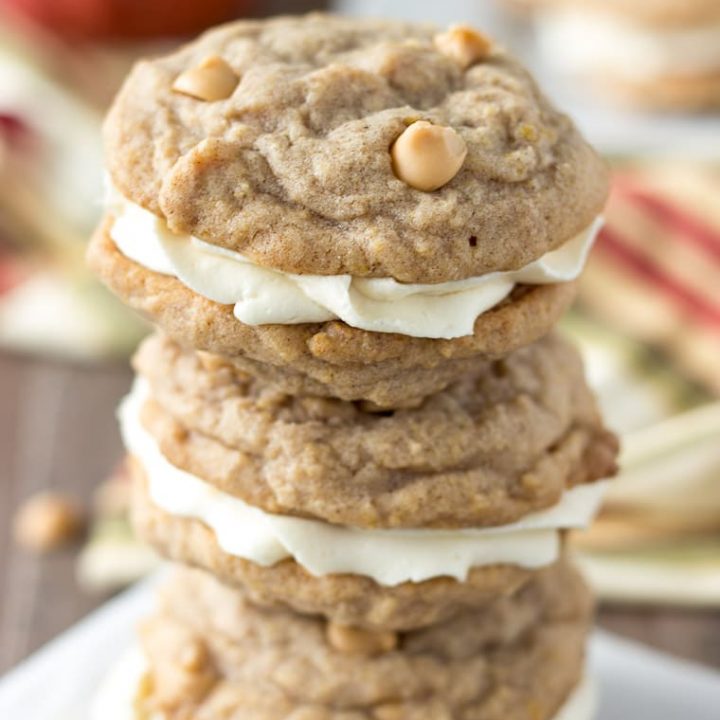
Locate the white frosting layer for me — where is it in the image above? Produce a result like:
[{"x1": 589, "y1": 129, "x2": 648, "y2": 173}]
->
[
  {"x1": 119, "y1": 379, "x2": 607, "y2": 586},
  {"x1": 537, "y1": 11, "x2": 720, "y2": 80},
  {"x1": 108, "y1": 189, "x2": 600, "y2": 340},
  {"x1": 92, "y1": 647, "x2": 596, "y2": 720}
]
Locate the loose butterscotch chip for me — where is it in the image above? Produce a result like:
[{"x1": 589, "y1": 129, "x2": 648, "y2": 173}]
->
[
  {"x1": 13, "y1": 492, "x2": 83, "y2": 552},
  {"x1": 172, "y1": 55, "x2": 238, "y2": 101},
  {"x1": 434, "y1": 24, "x2": 492, "y2": 68},
  {"x1": 326, "y1": 621, "x2": 398, "y2": 656},
  {"x1": 390, "y1": 121, "x2": 467, "y2": 191}
]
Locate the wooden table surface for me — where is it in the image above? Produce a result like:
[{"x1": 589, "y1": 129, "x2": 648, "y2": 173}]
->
[{"x1": 1, "y1": 350, "x2": 720, "y2": 676}]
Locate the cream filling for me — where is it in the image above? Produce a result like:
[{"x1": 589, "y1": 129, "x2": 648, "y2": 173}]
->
[
  {"x1": 119, "y1": 379, "x2": 607, "y2": 586},
  {"x1": 91, "y1": 648, "x2": 596, "y2": 720},
  {"x1": 107, "y1": 188, "x2": 600, "y2": 340},
  {"x1": 537, "y1": 11, "x2": 720, "y2": 80}
]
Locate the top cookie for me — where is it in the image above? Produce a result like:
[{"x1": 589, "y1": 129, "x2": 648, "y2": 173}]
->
[{"x1": 104, "y1": 13, "x2": 607, "y2": 283}]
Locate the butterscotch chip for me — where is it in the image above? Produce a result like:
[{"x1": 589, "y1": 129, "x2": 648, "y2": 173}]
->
[
  {"x1": 138, "y1": 617, "x2": 217, "y2": 713},
  {"x1": 390, "y1": 121, "x2": 467, "y2": 191},
  {"x1": 433, "y1": 24, "x2": 492, "y2": 68},
  {"x1": 172, "y1": 54, "x2": 237, "y2": 101},
  {"x1": 327, "y1": 622, "x2": 397, "y2": 655},
  {"x1": 178, "y1": 642, "x2": 208, "y2": 672},
  {"x1": 13, "y1": 492, "x2": 83, "y2": 552},
  {"x1": 196, "y1": 350, "x2": 226, "y2": 373},
  {"x1": 132, "y1": 671, "x2": 154, "y2": 718}
]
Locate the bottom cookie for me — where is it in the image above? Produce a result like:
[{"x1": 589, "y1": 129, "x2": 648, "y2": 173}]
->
[
  {"x1": 89, "y1": 646, "x2": 598, "y2": 720},
  {"x1": 93, "y1": 561, "x2": 593, "y2": 719},
  {"x1": 92, "y1": 649, "x2": 596, "y2": 720}
]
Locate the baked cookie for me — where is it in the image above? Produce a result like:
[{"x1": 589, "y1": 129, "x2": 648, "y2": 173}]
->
[
  {"x1": 533, "y1": 0, "x2": 720, "y2": 110},
  {"x1": 103, "y1": 14, "x2": 605, "y2": 281},
  {"x1": 132, "y1": 561, "x2": 593, "y2": 719},
  {"x1": 90, "y1": 14, "x2": 607, "y2": 399},
  {"x1": 132, "y1": 331, "x2": 618, "y2": 529}
]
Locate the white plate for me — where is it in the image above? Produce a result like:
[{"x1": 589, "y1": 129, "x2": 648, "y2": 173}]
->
[{"x1": 0, "y1": 572, "x2": 718, "y2": 720}]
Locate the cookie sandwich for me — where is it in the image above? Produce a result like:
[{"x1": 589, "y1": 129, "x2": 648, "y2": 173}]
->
[
  {"x1": 122, "y1": 330, "x2": 616, "y2": 630},
  {"x1": 88, "y1": 14, "x2": 617, "y2": 720},
  {"x1": 89, "y1": 14, "x2": 607, "y2": 408},
  {"x1": 533, "y1": 0, "x2": 720, "y2": 110}
]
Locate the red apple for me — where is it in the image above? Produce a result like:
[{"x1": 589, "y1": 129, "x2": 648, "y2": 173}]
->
[{"x1": 0, "y1": 0, "x2": 253, "y2": 40}]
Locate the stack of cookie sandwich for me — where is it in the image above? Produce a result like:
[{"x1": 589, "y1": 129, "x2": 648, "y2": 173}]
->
[
  {"x1": 532, "y1": 0, "x2": 720, "y2": 110},
  {"x1": 89, "y1": 15, "x2": 619, "y2": 719}
]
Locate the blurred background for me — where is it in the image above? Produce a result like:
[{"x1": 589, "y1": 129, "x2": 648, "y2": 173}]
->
[{"x1": 1, "y1": 0, "x2": 719, "y2": 675}]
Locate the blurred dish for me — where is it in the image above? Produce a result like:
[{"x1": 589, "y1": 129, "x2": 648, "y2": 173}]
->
[{"x1": 532, "y1": 0, "x2": 720, "y2": 111}]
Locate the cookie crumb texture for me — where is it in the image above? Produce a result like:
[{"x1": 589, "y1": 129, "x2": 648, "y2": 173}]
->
[
  {"x1": 136, "y1": 562, "x2": 592, "y2": 719},
  {"x1": 104, "y1": 13, "x2": 607, "y2": 283}
]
